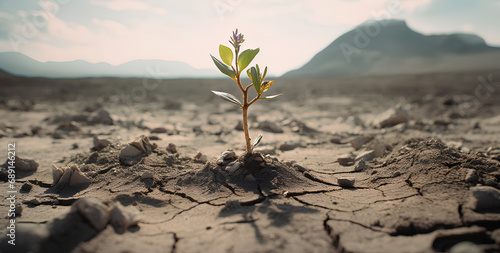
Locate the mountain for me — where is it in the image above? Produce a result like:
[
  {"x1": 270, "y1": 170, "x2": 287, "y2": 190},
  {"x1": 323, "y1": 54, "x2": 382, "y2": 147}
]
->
[
  {"x1": 0, "y1": 69, "x2": 13, "y2": 78},
  {"x1": 283, "y1": 20, "x2": 500, "y2": 77},
  {"x1": 0, "y1": 52, "x2": 219, "y2": 79}
]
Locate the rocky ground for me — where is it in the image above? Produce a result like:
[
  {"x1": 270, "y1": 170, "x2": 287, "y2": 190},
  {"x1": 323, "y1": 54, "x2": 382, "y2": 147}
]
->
[{"x1": 0, "y1": 71, "x2": 500, "y2": 253}]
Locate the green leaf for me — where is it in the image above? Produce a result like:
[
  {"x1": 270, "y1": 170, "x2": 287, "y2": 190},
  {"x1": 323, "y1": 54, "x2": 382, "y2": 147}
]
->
[
  {"x1": 250, "y1": 67, "x2": 261, "y2": 94},
  {"x1": 219, "y1": 45, "x2": 233, "y2": 66},
  {"x1": 252, "y1": 135, "x2": 263, "y2": 148},
  {"x1": 238, "y1": 48, "x2": 259, "y2": 73},
  {"x1": 262, "y1": 66, "x2": 267, "y2": 81},
  {"x1": 211, "y1": 90, "x2": 242, "y2": 107},
  {"x1": 260, "y1": 94, "x2": 282, "y2": 100},
  {"x1": 211, "y1": 55, "x2": 235, "y2": 79}
]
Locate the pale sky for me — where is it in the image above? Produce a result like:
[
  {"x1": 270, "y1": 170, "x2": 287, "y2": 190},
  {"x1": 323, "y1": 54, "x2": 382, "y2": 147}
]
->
[{"x1": 1, "y1": 0, "x2": 499, "y2": 76}]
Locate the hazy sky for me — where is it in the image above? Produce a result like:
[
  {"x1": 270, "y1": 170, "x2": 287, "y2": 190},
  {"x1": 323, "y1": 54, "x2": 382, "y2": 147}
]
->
[{"x1": 1, "y1": 0, "x2": 499, "y2": 76}]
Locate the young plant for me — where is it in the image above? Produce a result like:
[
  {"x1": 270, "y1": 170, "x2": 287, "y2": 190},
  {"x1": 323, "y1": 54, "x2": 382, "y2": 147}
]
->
[{"x1": 211, "y1": 29, "x2": 281, "y2": 155}]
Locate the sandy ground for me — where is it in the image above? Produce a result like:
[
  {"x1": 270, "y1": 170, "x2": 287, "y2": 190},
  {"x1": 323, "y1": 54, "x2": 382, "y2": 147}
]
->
[{"x1": 0, "y1": 70, "x2": 500, "y2": 253}]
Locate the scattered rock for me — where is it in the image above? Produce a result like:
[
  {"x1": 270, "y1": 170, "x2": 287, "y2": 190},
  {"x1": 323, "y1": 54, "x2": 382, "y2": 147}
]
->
[
  {"x1": 337, "y1": 177, "x2": 355, "y2": 188},
  {"x1": 354, "y1": 160, "x2": 366, "y2": 172},
  {"x1": 166, "y1": 143, "x2": 177, "y2": 153},
  {"x1": 20, "y1": 182, "x2": 33, "y2": 193},
  {"x1": 52, "y1": 165, "x2": 91, "y2": 187},
  {"x1": 89, "y1": 109, "x2": 113, "y2": 125},
  {"x1": 56, "y1": 121, "x2": 81, "y2": 132},
  {"x1": 337, "y1": 153, "x2": 355, "y2": 166},
  {"x1": 350, "y1": 136, "x2": 374, "y2": 150},
  {"x1": 93, "y1": 137, "x2": 112, "y2": 150},
  {"x1": 110, "y1": 202, "x2": 142, "y2": 233},
  {"x1": 194, "y1": 152, "x2": 208, "y2": 163},
  {"x1": 71, "y1": 198, "x2": 110, "y2": 231},
  {"x1": 355, "y1": 150, "x2": 376, "y2": 162},
  {"x1": 12, "y1": 156, "x2": 39, "y2": 172},
  {"x1": 258, "y1": 121, "x2": 283, "y2": 133},
  {"x1": 449, "y1": 241, "x2": 483, "y2": 253},
  {"x1": 141, "y1": 171, "x2": 154, "y2": 180},
  {"x1": 216, "y1": 150, "x2": 236, "y2": 165},
  {"x1": 465, "y1": 169, "x2": 477, "y2": 183},
  {"x1": 371, "y1": 105, "x2": 410, "y2": 128},
  {"x1": 235, "y1": 120, "x2": 244, "y2": 131},
  {"x1": 279, "y1": 143, "x2": 301, "y2": 151},
  {"x1": 148, "y1": 135, "x2": 161, "y2": 140},
  {"x1": 69, "y1": 166, "x2": 92, "y2": 186},
  {"x1": 150, "y1": 127, "x2": 168, "y2": 134},
  {"x1": 129, "y1": 136, "x2": 153, "y2": 154},
  {"x1": 469, "y1": 186, "x2": 500, "y2": 212},
  {"x1": 330, "y1": 138, "x2": 343, "y2": 144},
  {"x1": 119, "y1": 145, "x2": 143, "y2": 159}
]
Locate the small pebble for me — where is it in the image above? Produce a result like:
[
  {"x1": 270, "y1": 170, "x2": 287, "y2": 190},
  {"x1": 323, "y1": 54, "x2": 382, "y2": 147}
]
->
[
  {"x1": 166, "y1": 143, "x2": 177, "y2": 153},
  {"x1": 337, "y1": 154, "x2": 355, "y2": 166},
  {"x1": 20, "y1": 182, "x2": 33, "y2": 193},
  {"x1": 338, "y1": 177, "x2": 355, "y2": 188},
  {"x1": 354, "y1": 160, "x2": 366, "y2": 172},
  {"x1": 465, "y1": 169, "x2": 477, "y2": 183}
]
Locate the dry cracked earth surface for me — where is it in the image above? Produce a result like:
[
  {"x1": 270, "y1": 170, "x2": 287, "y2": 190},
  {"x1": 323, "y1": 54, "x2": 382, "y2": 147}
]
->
[{"x1": 1, "y1": 71, "x2": 500, "y2": 253}]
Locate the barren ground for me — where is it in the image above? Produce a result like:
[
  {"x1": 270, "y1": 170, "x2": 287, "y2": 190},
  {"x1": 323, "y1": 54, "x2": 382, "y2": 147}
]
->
[{"x1": 1, "y1": 70, "x2": 500, "y2": 253}]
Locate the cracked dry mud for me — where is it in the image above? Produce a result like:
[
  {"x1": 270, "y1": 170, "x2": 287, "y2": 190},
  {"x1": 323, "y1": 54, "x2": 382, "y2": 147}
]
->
[
  {"x1": 1, "y1": 72, "x2": 500, "y2": 252},
  {"x1": 2, "y1": 137, "x2": 500, "y2": 253}
]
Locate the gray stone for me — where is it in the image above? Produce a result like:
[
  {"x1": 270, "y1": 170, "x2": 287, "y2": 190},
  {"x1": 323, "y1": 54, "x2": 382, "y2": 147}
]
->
[
  {"x1": 355, "y1": 150, "x2": 376, "y2": 162},
  {"x1": 194, "y1": 152, "x2": 208, "y2": 163},
  {"x1": 279, "y1": 143, "x2": 301, "y2": 151},
  {"x1": 371, "y1": 105, "x2": 410, "y2": 128},
  {"x1": 470, "y1": 186, "x2": 500, "y2": 212},
  {"x1": 354, "y1": 160, "x2": 366, "y2": 172},
  {"x1": 89, "y1": 109, "x2": 113, "y2": 125},
  {"x1": 129, "y1": 136, "x2": 153, "y2": 154},
  {"x1": 337, "y1": 177, "x2": 355, "y2": 188},
  {"x1": 465, "y1": 169, "x2": 477, "y2": 183},
  {"x1": 120, "y1": 145, "x2": 143, "y2": 159},
  {"x1": 141, "y1": 171, "x2": 154, "y2": 180},
  {"x1": 337, "y1": 154, "x2": 355, "y2": 166},
  {"x1": 351, "y1": 136, "x2": 374, "y2": 150},
  {"x1": 72, "y1": 198, "x2": 110, "y2": 231},
  {"x1": 449, "y1": 241, "x2": 483, "y2": 253},
  {"x1": 93, "y1": 137, "x2": 112, "y2": 150},
  {"x1": 68, "y1": 165, "x2": 92, "y2": 186},
  {"x1": 217, "y1": 150, "x2": 236, "y2": 165},
  {"x1": 150, "y1": 127, "x2": 168, "y2": 133},
  {"x1": 13, "y1": 156, "x2": 39, "y2": 172},
  {"x1": 166, "y1": 143, "x2": 177, "y2": 153},
  {"x1": 110, "y1": 202, "x2": 142, "y2": 233}
]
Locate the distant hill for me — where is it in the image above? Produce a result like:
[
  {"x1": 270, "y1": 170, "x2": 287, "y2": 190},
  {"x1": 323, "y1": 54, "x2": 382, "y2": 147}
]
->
[
  {"x1": 0, "y1": 69, "x2": 13, "y2": 78},
  {"x1": 283, "y1": 20, "x2": 500, "y2": 77},
  {"x1": 0, "y1": 52, "x2": 220, "y2": 79}
]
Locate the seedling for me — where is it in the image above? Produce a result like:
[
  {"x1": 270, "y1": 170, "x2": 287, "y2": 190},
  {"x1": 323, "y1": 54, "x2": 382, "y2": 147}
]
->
[{"x1": 211, "y1": 29, "x2": 281, "y2": 155}]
